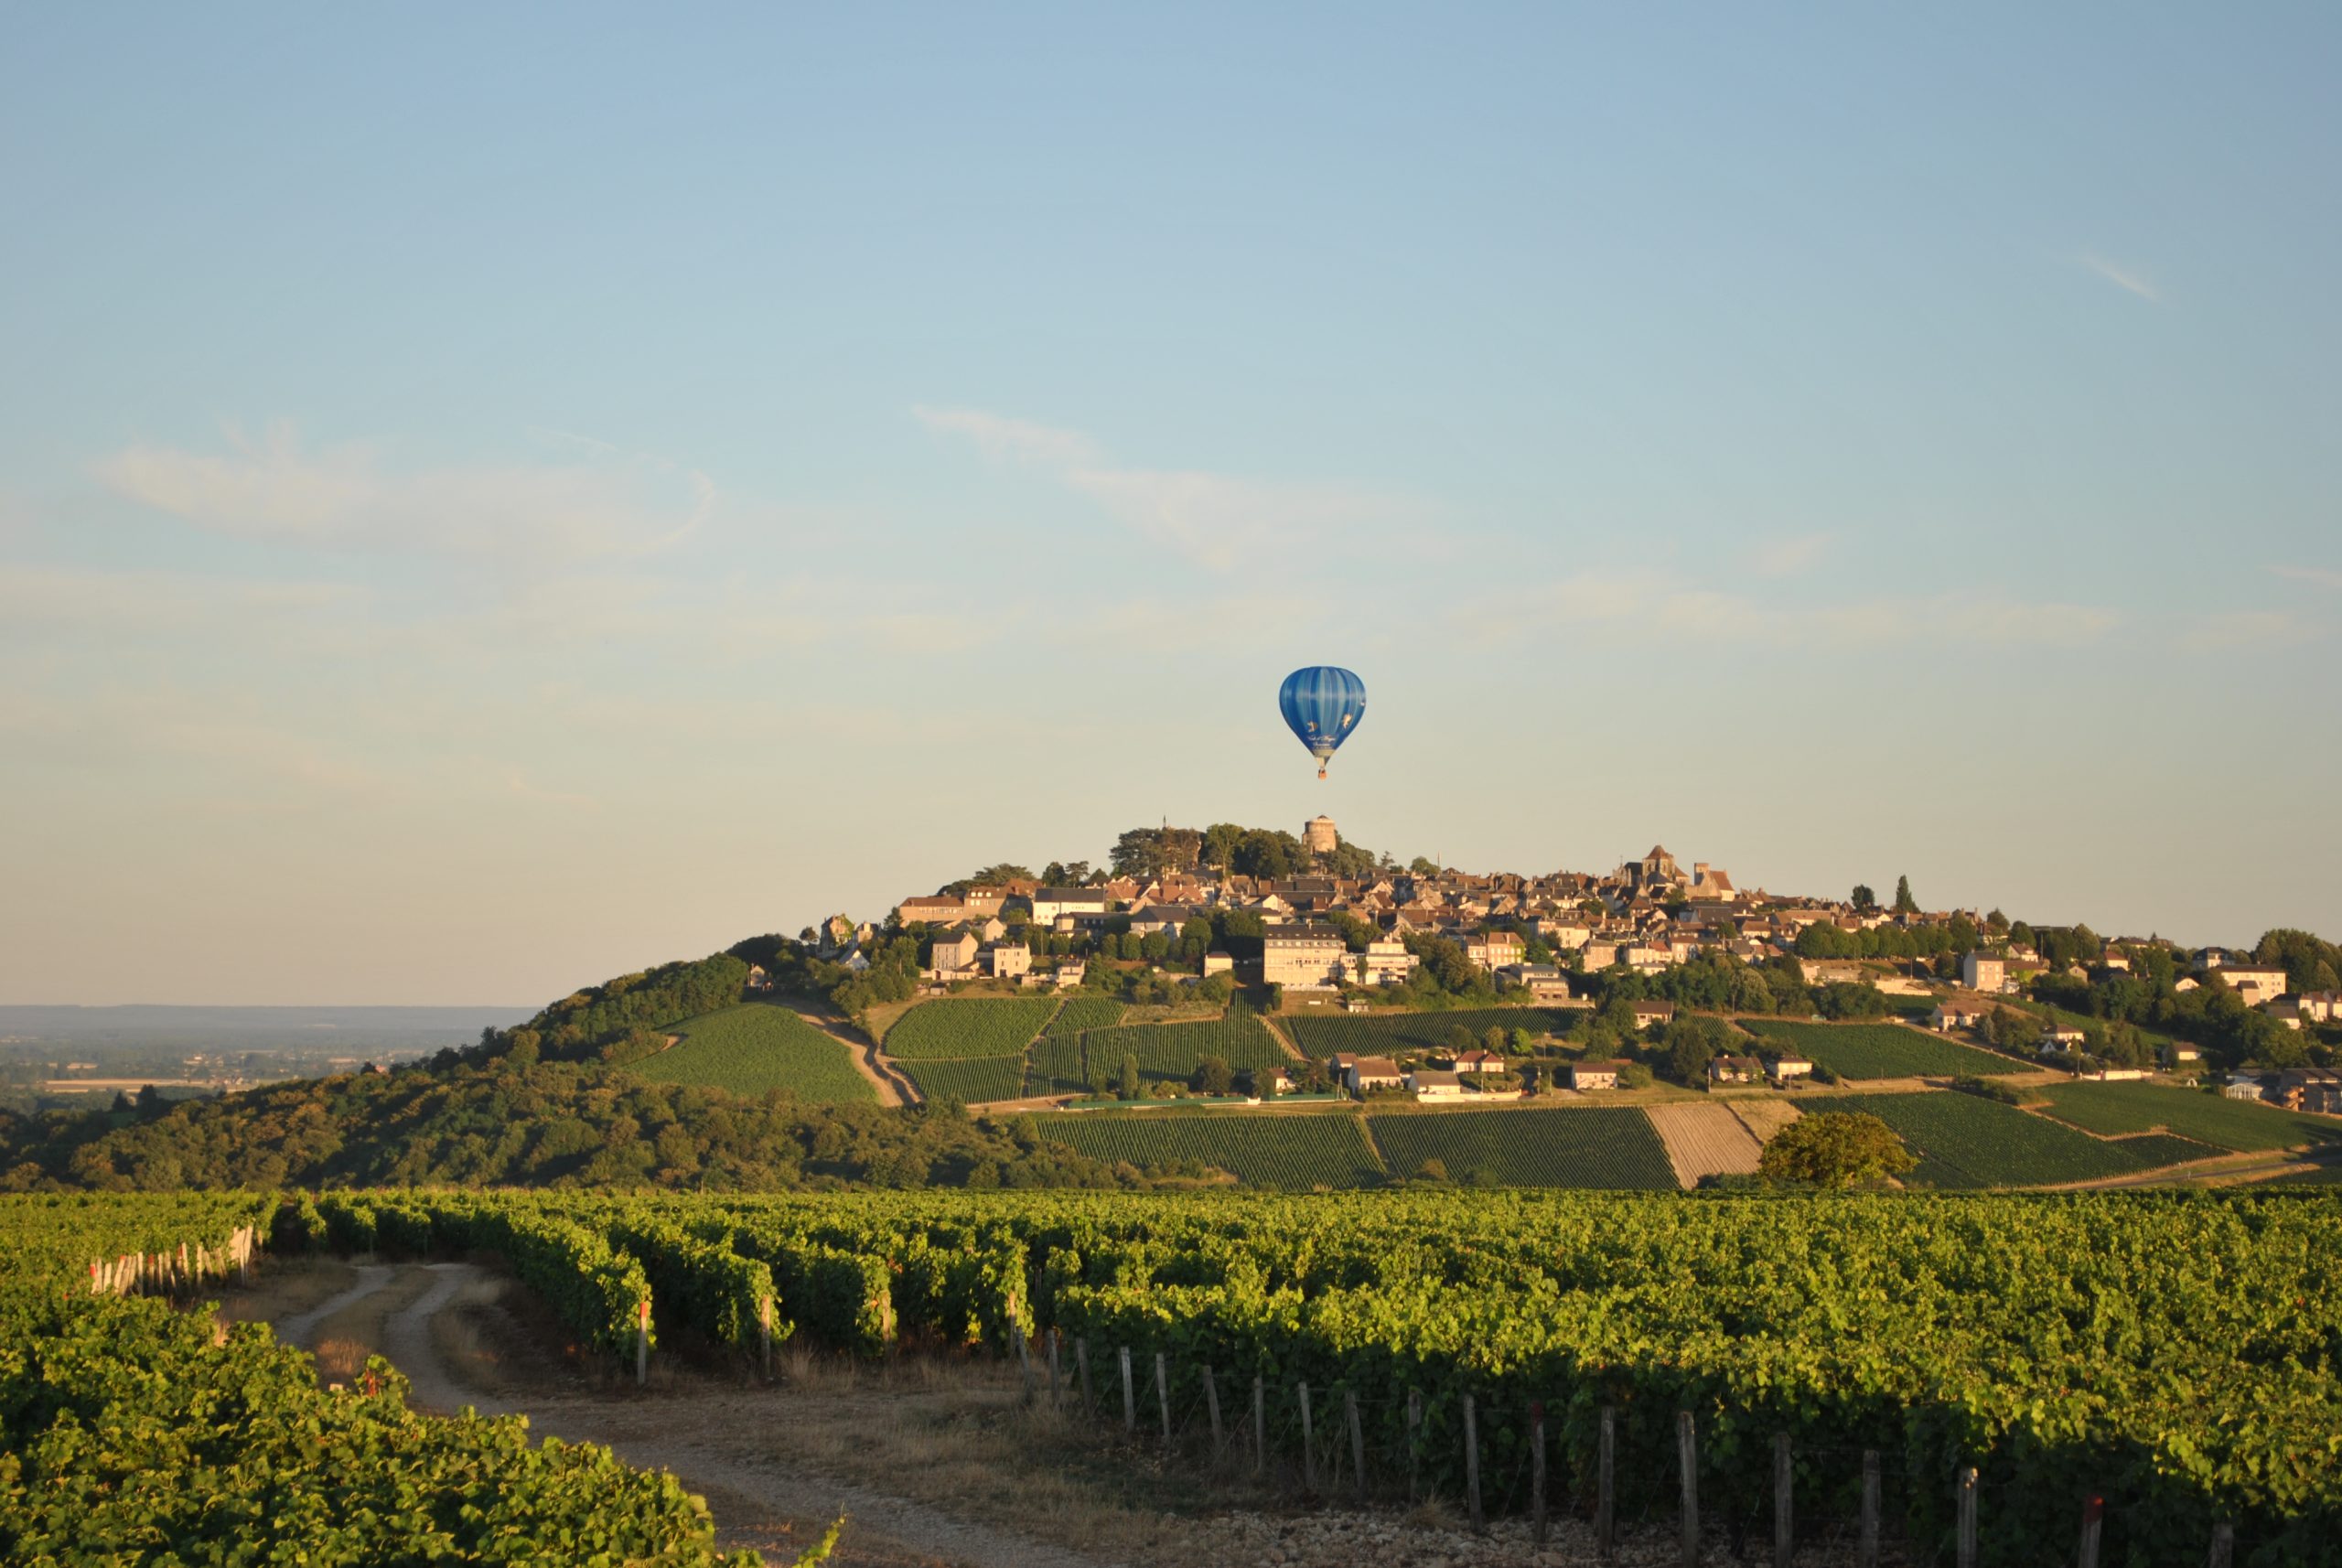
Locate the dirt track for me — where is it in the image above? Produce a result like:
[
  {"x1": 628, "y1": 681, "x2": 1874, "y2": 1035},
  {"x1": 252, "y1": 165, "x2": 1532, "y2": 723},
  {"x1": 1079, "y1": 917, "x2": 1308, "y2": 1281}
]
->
[
  {"x1": 792, "y1": 1009, "x2": 917, "y2": 1108},
  {"x1": 274, "y1": 1261, "x2": 1099, "y2": 1568},
  {"x1": 261, "y1": 1261, "x2": 1901, "y2": 1568}
]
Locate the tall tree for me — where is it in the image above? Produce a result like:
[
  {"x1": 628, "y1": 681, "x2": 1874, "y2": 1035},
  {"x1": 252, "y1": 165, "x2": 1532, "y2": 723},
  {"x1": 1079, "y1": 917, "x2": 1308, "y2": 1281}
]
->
[
  {"x1": 1851, "y1": 884, "x2": 1877, "y2": 914},
  {"x1": 1893, "y1": 875, "x2": 1918, "y2": 915}
]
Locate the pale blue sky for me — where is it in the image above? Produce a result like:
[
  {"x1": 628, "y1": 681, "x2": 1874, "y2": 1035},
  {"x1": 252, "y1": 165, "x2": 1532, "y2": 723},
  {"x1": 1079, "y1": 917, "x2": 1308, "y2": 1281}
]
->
[{"x1": 3, "y1": 5, "x2": 2336, "y2": 1004}]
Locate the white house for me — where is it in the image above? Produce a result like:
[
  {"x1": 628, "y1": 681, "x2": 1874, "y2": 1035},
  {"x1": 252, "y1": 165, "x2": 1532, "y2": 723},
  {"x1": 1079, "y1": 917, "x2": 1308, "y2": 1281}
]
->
[
  {"x1": 1031, "y1": 886, "x2": 1110, "y2": 925},
  {"x1": 1766, "y1": 1056, "x2": 1814, "y2": 1084},
  {"x1": 1931, "y1": 999, "x2": 1990, "y2": 1032},
  {"x1": 1568, "y1": 1060, "x2": 1621, "y2": 1090},
  {"x1": 1407, "y1": 1069, "x2": 1465, "y2": 1101},
  {"x1": 926, "y1": 930, "x2": 980, "y2": 981},
  {"x1": 1263, "y1": 924, "x2": 1348, "y2": 991},
  {"x1": 1356, "y1": 939, "x2": 1417, "y2": 986},
  {"x1": 1499, "y1": 963, "x2": 1572, "y2": 1000},
  {"x1": 1961, "y1": 952, "x2": 2010, "y2": 993},
  {"x1": 2208, "y1": 965, "x2": 2289, "y2": 1006}
]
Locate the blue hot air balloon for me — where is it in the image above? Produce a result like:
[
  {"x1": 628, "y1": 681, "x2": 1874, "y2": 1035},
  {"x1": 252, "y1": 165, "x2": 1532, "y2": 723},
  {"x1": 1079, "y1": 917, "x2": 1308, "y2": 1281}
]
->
[{"x1": 1279, "y1": 666, "x2": 1368, "y2": 779}]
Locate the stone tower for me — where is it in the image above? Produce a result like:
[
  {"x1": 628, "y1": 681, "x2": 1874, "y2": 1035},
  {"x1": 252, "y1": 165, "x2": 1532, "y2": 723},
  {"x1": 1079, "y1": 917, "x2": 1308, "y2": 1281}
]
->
[{"x1": 1304, "y1": 815, "x2": 1338, "y2": 855}]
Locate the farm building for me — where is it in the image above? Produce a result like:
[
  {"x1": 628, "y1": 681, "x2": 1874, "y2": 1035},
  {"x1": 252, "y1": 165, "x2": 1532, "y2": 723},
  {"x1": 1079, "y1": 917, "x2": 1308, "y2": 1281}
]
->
[
  {"x1": 1568, "y1": 1061, "x2": 1621, "y2": 1091},
  {"x1": 1407, "y1": 1069, "x2": 1465, "y2": 1100},
  {"x1": 1931, "y1": 999, "x2": 1990, "y2": 1031}
]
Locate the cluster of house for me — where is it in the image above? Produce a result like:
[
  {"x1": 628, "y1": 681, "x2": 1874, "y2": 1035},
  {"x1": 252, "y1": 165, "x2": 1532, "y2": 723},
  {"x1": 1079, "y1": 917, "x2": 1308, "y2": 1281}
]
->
[
  {"x1": 1325, "y1": 1047, "x2": 1519, "y2": 1100},
  {"x1": 872, "y1": 836, "x2": 1800, "y2": 992},
  {"x1": 2224, "y1": 1068, "x2": 2342, "y2": 1114},
  {"x1": 1926, "y1": 947, "x2": 2333, "y2": 1079},
  {"x1": 816, "y1": 832, "x2": 2337, "y2": 1091}
]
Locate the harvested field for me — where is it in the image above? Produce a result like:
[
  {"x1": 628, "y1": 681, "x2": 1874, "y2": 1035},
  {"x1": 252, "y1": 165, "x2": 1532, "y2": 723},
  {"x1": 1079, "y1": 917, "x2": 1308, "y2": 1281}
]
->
[
  {"x1": 1646, "y1": 1102, "x2": 1764, "y2": 1187},
  {"x1": 1728, "y1": 1098, "x2": 1804, "y2": 1144}
]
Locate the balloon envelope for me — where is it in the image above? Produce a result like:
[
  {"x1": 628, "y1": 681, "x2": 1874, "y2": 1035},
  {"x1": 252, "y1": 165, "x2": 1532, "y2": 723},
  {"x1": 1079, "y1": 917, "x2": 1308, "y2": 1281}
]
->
[{"x1": 1279, "y1": 666, "x2": 1367, "y2": 776}]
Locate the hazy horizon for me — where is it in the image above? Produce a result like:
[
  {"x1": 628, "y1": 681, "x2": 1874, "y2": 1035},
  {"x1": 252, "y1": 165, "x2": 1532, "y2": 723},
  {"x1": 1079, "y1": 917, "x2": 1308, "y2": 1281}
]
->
[{"x1": 5, "y1": 5, "x2": 2336, "y2": 1006}]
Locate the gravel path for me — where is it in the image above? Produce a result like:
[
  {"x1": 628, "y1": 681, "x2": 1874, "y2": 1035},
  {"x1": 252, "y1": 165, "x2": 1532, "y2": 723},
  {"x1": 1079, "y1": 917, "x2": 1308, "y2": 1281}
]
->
[
  {"x1": 274, "y1": 1262, "x2": 393, "y2": 1348},
  {"x1": 291, "y1": 1262, "x2": 1111, "y2": 1568}
]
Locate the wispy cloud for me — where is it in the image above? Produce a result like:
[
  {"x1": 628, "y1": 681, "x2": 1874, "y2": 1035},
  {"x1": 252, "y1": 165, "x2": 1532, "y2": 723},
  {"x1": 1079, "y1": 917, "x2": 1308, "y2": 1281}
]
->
[
  {"x1": 914, "y1": 404, "x2": 1422, "y2": 572},
  {"x1": 0, "y1": 564, "x2": 359, "y2": 635},
  {"x1": 2182, "y1": 609, "x2": 2322, "y2": 651},
  {"x1": 2079, "y1": 254, "x2": 2160, "y2": 303},
  {"x1": 1745, "y1": 532, "x2": 1832, "y2": 579},
  {"x1": 1468, "y1": 571, "x2": 2119, "y2": 651},
  {"x1": 911, "y1": 406, "x2": 1101, "y2": 469},
  {"x1": 2271, "y1": 564, "x2": 2342, "y2": 590},
  {"x1": 96, "y1": 422, "x2": 715, "y2": 567}
]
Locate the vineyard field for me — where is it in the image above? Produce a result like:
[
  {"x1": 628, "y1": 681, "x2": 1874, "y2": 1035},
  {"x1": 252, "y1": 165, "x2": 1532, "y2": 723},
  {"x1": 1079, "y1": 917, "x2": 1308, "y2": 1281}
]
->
[
  {"x1": 2037, "y1": 1081, "x2": 2342, "y2": 1152},
  {"x1": 1080, "y1": 1004, "x2": 1287, "y2": 1084},
  {"x1": 9, "y1": 1187, "x2": 2341, "y2": 1560},
  {"x1": 1026, "y1": 1109, "x2": 1385, "y2": 1187},
  {"x1": 1367, "y1": 1105, "x2": 1677, "y2": 1188},
  {"x1": 0, "y1": 1194, "x2": 765, "y2": 1567},
  {"x1": 897, "y1": 1055, "x2": 1026, "y2": 1105},
  {"x1": 1026, "y1": 1034, "x2": 1090, "y2": 1097},
  {"x1": 1286, "y1": 1007, "x2": 1581, "y2": 1058},
  {"x1": 1042, "y1": 997, "x2": 1124, "y2": 1036},
  {"x1": 631, "y1": 1004, "x2": 876, "y2": 1103},
  {"x1": 883, "y1": 997, "x2": 1058, "y2": 1058},
  {"x1": 1740, "y1": 1019, "x2": 2027, "y2": 1079},
  {"x1": 1827, "y1": 1090, "x2": 2219, "y2": 1187}
]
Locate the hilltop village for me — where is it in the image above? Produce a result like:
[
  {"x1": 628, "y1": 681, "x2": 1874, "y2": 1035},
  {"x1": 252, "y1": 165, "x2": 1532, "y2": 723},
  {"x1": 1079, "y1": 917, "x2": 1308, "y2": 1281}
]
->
[{"x1": 775, "y1": 817, "x2": 2341, "y2": 1113}]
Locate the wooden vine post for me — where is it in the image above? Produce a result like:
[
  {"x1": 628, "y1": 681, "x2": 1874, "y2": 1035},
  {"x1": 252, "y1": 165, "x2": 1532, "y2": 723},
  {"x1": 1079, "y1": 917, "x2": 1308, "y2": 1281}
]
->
[
  {"x1": 1077, "y1": 1337, "x2": 1093, "y2": 1409},
  {"x1": 1463, "y1": 1393, "x2": 1483, "y2": 1529},
  {"x1": 1530, "y1": 1401, "x2": 1548, "y2": 1544},
  {"x1": 2077, "y1": 1493, "x2": 2104, "y2": 1568},
  {"x1": 1677, "y1": 1411, "x2": 1700, "y2": 1568},
  {"x1": 1119, "y1": 1346, "x2": 1135, "y2": 1433},
  {"x1": 1346, "y1": 1391, "x2": 1366, "y2": 1501},
  {"x1": 1299, "y1": 1382, "x2": 1316, "y2": 1491},
  {"x1": 1597, "y1": 1406, "x2": 1617, "y2": 1557},
  {"x1": 1154, "y1": 1351, "x2": 1171, "y2": 1444},
  {"x1": 1773, "y1": 1432, "x2": 1793, "y2": 1568},
  {"x1": 635, "y1": 1298, "x2": 650, "y2": 1387},
  {"x1": 1406, "y1": 1389, "x2": 1423, "y2": 1502},
  {"x1": 757, "y1": 1295, "x2": 774, "y2": 1380},
  {"x1": 1252, "y1": 1376, "x2": 1266, "y2": 1477},
  {"x1": 1956, "y1": 1466, "x2": 1979, "y2": 1568},
  {"x1": 1203, "y1": 1366, "x2": 1224, "y2": 1460},
  {"x1": 1859, "y1": 1449, "x2": 1880, "y2": 1568}
]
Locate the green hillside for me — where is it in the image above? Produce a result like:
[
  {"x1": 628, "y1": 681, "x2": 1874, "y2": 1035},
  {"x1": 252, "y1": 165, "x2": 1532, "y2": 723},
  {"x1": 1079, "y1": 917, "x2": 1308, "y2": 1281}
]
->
[
  {"x1": 1741, "y1": 1019, "x2": 2027, "y2": 1079},
  {"x1": 1826, "y1": 1090, "x2": 2218, "y2": 1187},
  {"x1": 883, "y1": 997, "x2": 1058, "y2": 1058},
  {"x1": 1368, "y1": 1105, "x2": 1676, "y2": 1188},
  {"x1": 1027, "y1": 1107, "x2": 1384, "y2": 1187},
  {"x1": 629, "y1": 1004, "x2": 875, "y2": 1103},
  {"x1": 2036, "y1": 1081, "x2": 2342, "y2": 1152}
]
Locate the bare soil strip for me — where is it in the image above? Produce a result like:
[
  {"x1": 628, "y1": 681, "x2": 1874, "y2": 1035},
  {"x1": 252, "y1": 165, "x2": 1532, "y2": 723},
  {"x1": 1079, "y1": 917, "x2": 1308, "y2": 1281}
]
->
[
  {"x1": 794, "y1": 1008, "x2": 916, "y2": 1107},
  {"x1": 1726, "y1": 1098, "x2": 1804, "y2": 1144},
  {"x1": 1645, "y1": 1102, "x2": 1764, "y2": 1188}
]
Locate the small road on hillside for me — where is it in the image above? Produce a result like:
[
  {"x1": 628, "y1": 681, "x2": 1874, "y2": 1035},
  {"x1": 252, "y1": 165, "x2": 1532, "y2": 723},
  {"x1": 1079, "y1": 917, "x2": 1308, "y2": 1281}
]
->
[{"x1": 791, "y1": 1008, "x2": 917, "y2": 1107}]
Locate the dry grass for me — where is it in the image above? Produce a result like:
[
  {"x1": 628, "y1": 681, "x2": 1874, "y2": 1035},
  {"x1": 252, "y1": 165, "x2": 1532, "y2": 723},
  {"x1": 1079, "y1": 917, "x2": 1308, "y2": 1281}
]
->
[
  {"x1": 207, "y1": 1255, "x2": 360, "y2": 1328},
  {"x1": 310, "y1": 1264, "x2": 436, "y2": 1384},
  {"x1": 1728, "y1": 1097, "x2": 1803, "y2": 1143}
]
